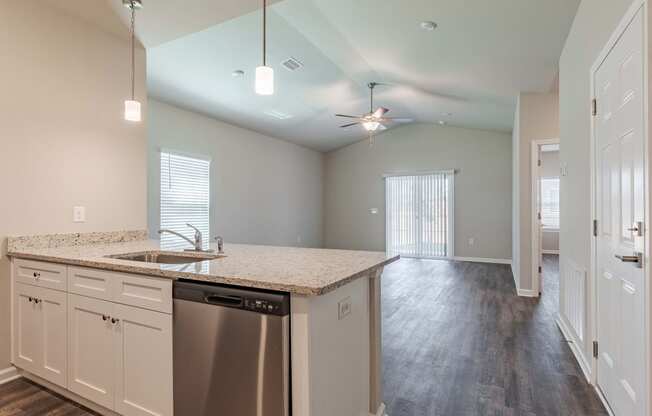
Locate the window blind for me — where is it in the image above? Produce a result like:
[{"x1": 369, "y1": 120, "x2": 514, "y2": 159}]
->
[
  {"x1": 160, "y1": 151, "x2": 210, "y2": 251},
  {"x1": 541, "y1": 177, "x2": 560, "y2": 229},
  {"x1": 385, "y1": 172, "x2": 453, "y2": 259}
]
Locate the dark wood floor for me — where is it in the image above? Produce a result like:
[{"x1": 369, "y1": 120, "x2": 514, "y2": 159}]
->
[
  {"x1": 382, "y1": 255, "x2": 608, "y2": 416},
  {"x1": 0, "y1": 378, "x2": 97, "y2": 415}
]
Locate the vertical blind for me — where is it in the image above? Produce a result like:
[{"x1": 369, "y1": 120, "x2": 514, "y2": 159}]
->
[
  {"x1": 540, "y1": 177, "x2": 560, "y2": 229},
  {"x1": 385, "y1": 172, "x2": 453, "y2": 258},
  {"x1": 160, "y1": 151, "x2": 210, "y2": 251}
]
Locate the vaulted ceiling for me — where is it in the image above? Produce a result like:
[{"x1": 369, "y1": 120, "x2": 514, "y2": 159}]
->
[{"x1": 45, "y1": 0, "x2": 580, "y2": 152}]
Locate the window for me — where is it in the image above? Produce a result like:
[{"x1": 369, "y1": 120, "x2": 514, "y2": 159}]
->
[
  {"x1": 385, "y1": 172, "x2": 454, "y2": 258},
  {"x1": 540, "y1": 177, "x2": 560, "y2": 229},
  {"x1": 160, "y1": 151, "x2": 210, "y2": 250}
]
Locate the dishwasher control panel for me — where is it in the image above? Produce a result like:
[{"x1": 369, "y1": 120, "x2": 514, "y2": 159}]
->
[{"x1": 244, "y1": 298, "x2": 285, "y2": 315}]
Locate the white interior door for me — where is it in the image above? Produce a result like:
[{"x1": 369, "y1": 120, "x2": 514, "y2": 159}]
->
[
  {"x1": 536, "y1": 146, "x2": 544, "y2": 294},
  {"x1": 595, "y1": 7, "x2": 646, "y2": 416}
]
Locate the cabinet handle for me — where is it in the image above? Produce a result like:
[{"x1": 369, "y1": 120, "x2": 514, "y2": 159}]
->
[
  {"x1": 28, "y1": 297, "x2": 33, "y2": 303},
  {"x1": 34, "y1": 298, "x2": 39, "y2": 304},
  {"x1": 102, "y1": 315, "x2": 109, "y2": 321},
  {"x1": 33, "y1": 272, "x2": 40, "y2": 279},
  {"x1": 111, "y1": 318, "x2": 120, "y2": 324}
]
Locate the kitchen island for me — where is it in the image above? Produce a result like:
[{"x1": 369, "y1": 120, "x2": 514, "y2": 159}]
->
[{"x1": 7, "y1": 231, "x2": 398, "y2": 416}]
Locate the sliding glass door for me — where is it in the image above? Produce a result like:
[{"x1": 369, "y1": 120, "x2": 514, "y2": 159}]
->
[{"x1": 385, "y1": 172, "x2": 454, "y2": 259}]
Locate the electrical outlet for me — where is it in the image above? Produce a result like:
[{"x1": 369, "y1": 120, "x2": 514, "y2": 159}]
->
[
  {"x1": 369, "y1": 208, "x2": 379, "y2": 215},
  {"x1": 73, "y1": 206, "x2": 86, "y2": 223},
  {"x1": 468, "y1": 237, "x2": 475, "y2": 246},
  {"x1": 338, "y1": 297, "x2": 352, "y2": 320}
]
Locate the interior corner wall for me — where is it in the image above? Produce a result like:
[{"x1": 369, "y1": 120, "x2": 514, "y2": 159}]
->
[
  {"x1": 512, "y1": 93, "x2": 559, "y2": 291},
  {"x1": 558, "y1": 0, "x2": 634, "y2": 371},
  {"x1": 0, "y1": 2, "x2": 148, "y2": 370},
  {"x1": 323, "y1": 123, "x2": 512, "y2": 261},
  {"x1": 512, "y1": 98, "x2": 521, "y2": 287}
]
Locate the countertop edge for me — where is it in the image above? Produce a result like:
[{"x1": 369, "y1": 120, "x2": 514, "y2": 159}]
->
[{"x1": 7, "y1": 251, "x2": 400, "y2": 297}]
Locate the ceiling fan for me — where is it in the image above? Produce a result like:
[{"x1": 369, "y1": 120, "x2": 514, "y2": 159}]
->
[{"x1": 336, "y1": 82, "x2": 413, "y2": 133}]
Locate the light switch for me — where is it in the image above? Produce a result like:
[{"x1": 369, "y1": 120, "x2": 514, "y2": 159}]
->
[
  {"x1": 369, "y1": 208, "x2": 379, "y2": 215},
  {"x1": 73, "y1": 206, "x2": 86, "y2": 223},
  {"x1": 338, "y1": 297, "x2": 352, "y2": 320}
]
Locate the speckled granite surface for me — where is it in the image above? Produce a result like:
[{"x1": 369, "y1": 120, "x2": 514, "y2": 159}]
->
[
  {"x1": 7, "y1": 237, "x2": 399, "y2": 296},
  {"x1": 7, "y1": 230, "x2": 148, "y2": 252}
]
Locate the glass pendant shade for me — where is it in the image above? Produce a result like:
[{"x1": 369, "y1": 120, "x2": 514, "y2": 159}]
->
[
  {"x1": 255, "y1": 66, "x2": 274, "y2": 95},
  {"x1": 362, "y1": 121, "x2": 381, "y2": 131},
  {"x1": 124, "y1": 100, "x2": 142, "y2": 122}
]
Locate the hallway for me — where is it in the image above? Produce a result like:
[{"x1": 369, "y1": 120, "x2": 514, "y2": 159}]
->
[{"x1": 382, "y1": 256, "x2": 607, "y2": 415}]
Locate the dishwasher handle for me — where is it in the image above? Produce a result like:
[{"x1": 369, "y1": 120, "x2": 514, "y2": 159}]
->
[{"x1": 204, "y1": 294, "x2": 243, "y2": 307}]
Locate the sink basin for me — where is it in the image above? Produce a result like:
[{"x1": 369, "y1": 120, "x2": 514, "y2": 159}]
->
[{"x1": 108, "y1": 251, "x2": 223, "y2": 264}]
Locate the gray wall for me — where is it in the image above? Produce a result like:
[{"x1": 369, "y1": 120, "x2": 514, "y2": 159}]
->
[
  {"x1": 512, "y1": 93, "x2": 559, "y2": 290},
  {"x1": 0, "y1": 2, "x2": 147, "y2": 370},
  {"x1": 559, "y1": 0, "x2": 634, "y2": 367},
  {"x1": 148, "y1": 99, "x2": 324, "y2": 248},
  {"x1": 323, "y1": 123, "x2": 512, "y2": 260}
]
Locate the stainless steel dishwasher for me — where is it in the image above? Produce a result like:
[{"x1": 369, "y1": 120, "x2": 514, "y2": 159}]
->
[{"x1": 173, "y1": 280, "x2": 290, "y2": 416}]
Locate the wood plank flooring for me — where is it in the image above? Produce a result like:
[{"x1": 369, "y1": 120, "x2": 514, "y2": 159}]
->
[
  {"x1": 382, "y1": 255, "x2": 608, "y2": 415},
  {"x1": 0, "y1": 378, "x2": 97, "y2": 416}
]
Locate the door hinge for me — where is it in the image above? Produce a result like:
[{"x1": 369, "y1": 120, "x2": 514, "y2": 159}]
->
[
  {"x1": 538, "y1": 266, "x2": 542, "y2": 273},
  {"x1": 593, "y1": 219, "x2": 598, "y2": 237},
  {"x1": 593, "y1": 340, "x2": 599, "y2": 358},
  {"x1": 592, "y1": 98, "x2": 597, "y2": 116},
  {"x1": 538, "y1": 212, "x2": 542, "y2": 221},
  {"x1": 537, "y1": 159, "x2": 542, "y2": 167}
]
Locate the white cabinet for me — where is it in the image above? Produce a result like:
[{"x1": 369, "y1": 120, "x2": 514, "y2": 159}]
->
[
  {"x1": 68, "y1": 294, "x2": 115, "y2": 409},
  {"x1": 114, "y1": 304, "x2": 173, "y2": 416},
  {"x1": 68, "y1": 294, "x2": 173, "y2": 416},
  {"x1": 13, "y1": 283, "x2": 67, "y2": 388},
  {"x1": 13, "y1": 260, "x2": 173, "y2": 416}
]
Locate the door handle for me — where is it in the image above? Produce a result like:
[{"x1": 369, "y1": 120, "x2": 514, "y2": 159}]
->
[{"x1": 615, "y1": 252, "x2": 643, "y2": 268}]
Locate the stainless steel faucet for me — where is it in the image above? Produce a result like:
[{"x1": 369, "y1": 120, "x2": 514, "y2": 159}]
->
[
  {"x1": 159, "y1": 223, "x2": 204, "y2": 251},
  {"x1": 215, "y1": 236, "x2": 224, "y2": 254}
]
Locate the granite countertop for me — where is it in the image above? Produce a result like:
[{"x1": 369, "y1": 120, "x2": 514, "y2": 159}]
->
[{"x1": 7, "y1": 237, "x2": 399, "y2": 296}]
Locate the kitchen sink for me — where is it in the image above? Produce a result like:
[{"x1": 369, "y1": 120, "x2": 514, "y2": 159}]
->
[{"x1": 108, "y1": 251, "x2": 224, "y2": 264}]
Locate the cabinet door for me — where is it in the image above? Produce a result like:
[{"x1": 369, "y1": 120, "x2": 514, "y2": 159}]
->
[
  {"x1": 13, "y1": 283, "x2": 42, "y2": 374},
  {"x1": 114, "y1": 304, "x2": 173, "y2": 416},
  {"x1": 38, "y1": 287, "x2": 67, "y2": 388},
  {"x1": 68, "y1": 294, "x2": 115, "y2": 410}
]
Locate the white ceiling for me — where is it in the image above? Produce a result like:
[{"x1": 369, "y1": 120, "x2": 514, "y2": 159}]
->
[{"x1": 45, "y1": 0, "x2": 581, "y2": 152}]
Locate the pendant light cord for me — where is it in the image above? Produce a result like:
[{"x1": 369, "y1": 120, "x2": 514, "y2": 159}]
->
[
  {"x1": 262, "y1": 0, "x2": 267, "y2": 66},
  {"x1": 130, "y1": 1, "x2": 136, "y2": 100}
]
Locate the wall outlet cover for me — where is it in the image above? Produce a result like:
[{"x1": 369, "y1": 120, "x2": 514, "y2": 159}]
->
[
  {"x1": 73, "y1": 206, "x2": 86, "y2": 223},
  {"x1": 338, "y1": 297, "x2": 352, "y2": 320},
  {"x1": 369, "y1": 208, "x2": 379, "y2": 215}
]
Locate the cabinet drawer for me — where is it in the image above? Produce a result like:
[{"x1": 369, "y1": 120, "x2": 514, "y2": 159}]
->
[
  {"x1": 14, "y1": 259, "x2": 67, "y2": 291},
  {"x1": 113, "y1": 274, "x2": 172, "y2": 314},
  {"x1": 68, "y1": 267, "x2": 114, "y2": 301}
]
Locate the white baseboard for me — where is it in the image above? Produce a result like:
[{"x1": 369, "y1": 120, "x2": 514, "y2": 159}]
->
[
  {"x1": 0, "y1": 366, "x2": 20, "y2": 385},
  {"x1": 556, "y1": 315, "x2": 592, "y2": 382},
  {"x1": 542, "y1": 250, "x2": 560, "y2": 255},
  {"x1": 452, "y1": 256, "x2": 512, "y2": 265},
  {"x1": 371, "y1": 402, "x2": 387, "y2": 416},
  {"x1": 517, "y1": 288, "x2": 538, "y2": 297}
]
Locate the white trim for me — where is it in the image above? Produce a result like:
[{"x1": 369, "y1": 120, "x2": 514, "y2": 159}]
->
[
  {"x1": 511, "y1": 263, "x2": 519, "y2": 291},
  {"x1": 556, "y1": 315, "x2": 592, "y2": 382},
  {"x1": 594, "y1": 384, "x2": 617, "y2": 416},
  {"x1": 542, "y1": 250, "x2": 560, "y2": 255},
  {"x1": 370, "y1": 402, "x2": 387, "y2": 416},
  {"x1": 382, "y1": 169, "x2": 455, "y2": 178},
  {"x1": 589, "y1": 3, "x2": 650, "y2": 412},
  {"x1": 531, "y1": 138, "x2": 560, "y2": 298},
  {"x1": 452, "y1": 256, "x2": 512, "y2": 265},
  {"x1": 517, "y1": 288, "x2": 538, "y2": 297},
  {"x1": 0, "y1": 366, "x2": 20, "y2": 385},
  {"x1": 159, "y1": 147, "x2": 212, "y2": 162}
]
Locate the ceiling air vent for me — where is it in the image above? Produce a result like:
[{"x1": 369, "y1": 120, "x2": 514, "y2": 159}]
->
[{"x1": 281, "y1": 57, "x2": 303, "y2": 72}]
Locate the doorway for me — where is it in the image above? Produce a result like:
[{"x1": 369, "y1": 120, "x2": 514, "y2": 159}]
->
[
  {"x1": 591, "y1": 3, "x2": 648, "y2": 415},
  {"x1": 532, "y1": 139, "x2": 560, "y2": 296}
]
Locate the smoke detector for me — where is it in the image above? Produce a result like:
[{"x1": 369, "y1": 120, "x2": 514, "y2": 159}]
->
[{"x1": 420, "y1": 21, "x2": 437, "y2": 31}]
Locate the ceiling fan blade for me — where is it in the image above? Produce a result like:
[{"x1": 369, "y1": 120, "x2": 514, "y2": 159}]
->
[
  {"x1": 382, "y1": 117, "x2": 414, "y2": 123},
  {"x1": 335, "y1": 114, "x2": 360, "y2": 119},
  {"x1": 340, "y1": 122, "x2": 361, "y2": 128},
  {"x1": 378, "y1": 124, "x2": 388, "y2": 130},
  {"x1": 373, "y1": 107, "x2": 389, "y2": 118}
]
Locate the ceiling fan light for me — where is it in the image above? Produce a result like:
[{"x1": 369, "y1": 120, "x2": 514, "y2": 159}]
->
[
  {"x1": 255, "y1": 66, "x2": 274, "y2": 95},
  {"x1": 124, "y1": 100, "x2": 141, "y2": 122},
  {"x1": 362, "y1": 121, "x2": 381, "y2": 131}
]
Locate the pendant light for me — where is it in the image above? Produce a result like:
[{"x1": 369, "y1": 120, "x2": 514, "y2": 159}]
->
[
  {"x1": 124, "y1": 0, "x2": 142, "y2": 121},
  {"x1": 255, "y1": 0, "x2": 274, "y2": 95}
]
